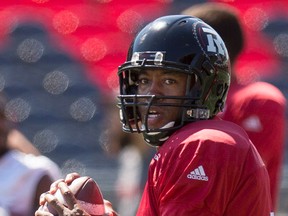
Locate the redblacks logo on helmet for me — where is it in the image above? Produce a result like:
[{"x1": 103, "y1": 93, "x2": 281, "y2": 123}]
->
[{"x1": 194, "y1": 21, "x2": 228, "y2": 63}]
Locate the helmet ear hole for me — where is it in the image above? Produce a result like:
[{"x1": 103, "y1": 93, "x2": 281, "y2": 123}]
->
[
  {"x1": 216, "y1": 83, "x2": 224, "y2": 96},
  {"x1": 215, "y1": 99, "x2": 224, "y2": 113},
  {"x1": 215, "y1": 83, "x2": 229, "y2": 112}
]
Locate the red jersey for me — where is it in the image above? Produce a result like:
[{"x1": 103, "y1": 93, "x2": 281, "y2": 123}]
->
[
  {"x1": 219, "y1": 81, "x2": 286, "y2": 208},
  {"x1": 137, "y1": 119, "x2": 272, "y2": 216}
]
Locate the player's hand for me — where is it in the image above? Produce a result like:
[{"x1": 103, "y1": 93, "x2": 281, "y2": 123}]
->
[
  {"x1": 35, "y1": 180, "x2": 90, "y2": 216},
  {"x1": 38, "y1": 172, "x2": 80, "y2": 206},
  {"x1": 36, "y1": 172, "x2": 118, "y2": 216}
]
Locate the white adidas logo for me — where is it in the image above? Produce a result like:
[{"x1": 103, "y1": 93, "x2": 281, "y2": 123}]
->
[{"x1": 187, "y1": 165, "x2": 208, "y2": 181}]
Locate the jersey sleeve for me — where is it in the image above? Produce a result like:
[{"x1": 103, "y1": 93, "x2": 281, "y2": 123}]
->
[{"x1": 223, "y1": 144, "x2": 273, "y2": 215}]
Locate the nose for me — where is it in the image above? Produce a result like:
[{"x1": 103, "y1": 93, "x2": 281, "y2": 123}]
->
[{"x1": 147, "y1": 80, "x2": 163, "y2": 96}]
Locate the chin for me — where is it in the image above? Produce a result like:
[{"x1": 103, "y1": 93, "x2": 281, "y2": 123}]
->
[{"x1": 145, "y1": 121, "x2": 173, "y2": 131}]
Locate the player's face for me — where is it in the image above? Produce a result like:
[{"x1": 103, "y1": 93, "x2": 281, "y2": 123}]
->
[{"x1": 136, "y1": 69, "x2": 187, "y2": 130}]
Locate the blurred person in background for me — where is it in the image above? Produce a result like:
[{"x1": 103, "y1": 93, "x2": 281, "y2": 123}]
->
[
  {"x1": 182, "y1": 2, "x2": 287, "y2": 210},
  {"x1": 8, "y1": 129, "x2": 41, "y2": 156},
  {"x1": 0, "y1": 92, "x2": 62, "y2": 216}
]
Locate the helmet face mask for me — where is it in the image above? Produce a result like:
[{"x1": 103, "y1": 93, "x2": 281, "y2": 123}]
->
[{"x1": 117, "y1": 15, "x2": 230, "y2": 146}]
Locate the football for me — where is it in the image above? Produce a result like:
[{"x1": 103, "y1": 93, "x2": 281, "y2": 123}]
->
[{"x1": 43, "y1": 176, "x2": 105, "y2": 216}]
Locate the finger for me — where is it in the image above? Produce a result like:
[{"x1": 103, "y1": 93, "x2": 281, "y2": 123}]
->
[
  {"x1": 104, "y1": 199, "x2": 113, "y2": 209},
  {"x1": 50, "y1": 179, "x2": 65, "y2": 194},
  {"x1": 45, "y1": 193, "x2": 67, "y2": 215},
  {"x1": 70, "y1": 205, "x2": 90, "y2": 216},
  {"x1": 39, "y1": 191, "x2": 50, "y2": 205},
  {"x1": 35, "y1": 205, "x2": 53, "y2": 216},
  {"x1": 58, "y1": 182, "x2": 78, "y2": 209},
  {"x1": 38, "y1": 204, "x2": 49, "y2": 212},
  {"x1": 65, "y1": 172, "x2": 81, "y2": 184},
  {"x1": 104, "y1": 200, "x2": 118, "y2": 216}
]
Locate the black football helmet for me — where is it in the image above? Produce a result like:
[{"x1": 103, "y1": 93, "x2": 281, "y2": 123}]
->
[{"x1": 118, "y1": 15, "x2": 230, "y2": 146}]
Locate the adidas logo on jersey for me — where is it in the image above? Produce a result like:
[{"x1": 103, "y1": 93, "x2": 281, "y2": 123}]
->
[
  {"x1": 154, "y1": 153, "x2": 161, "y2": 161},
  {"x1": 187, "y1": 165, "x2": 208, "y2": 181}
]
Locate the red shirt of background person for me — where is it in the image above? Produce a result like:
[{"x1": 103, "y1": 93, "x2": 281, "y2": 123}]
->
[
  {"x1": 35, "y1": 15, "x2": 273, "y2": 216},
  {"x1": 182, "y1": 3, "x2": 286, "y2": 209},
  {"x1": 221, "y1": 81, "x2": 286, "y2": 206}
]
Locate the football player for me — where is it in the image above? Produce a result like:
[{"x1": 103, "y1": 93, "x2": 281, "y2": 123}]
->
[{"x1": 36, "y1": 15, "x2": 273, "y2": 216}]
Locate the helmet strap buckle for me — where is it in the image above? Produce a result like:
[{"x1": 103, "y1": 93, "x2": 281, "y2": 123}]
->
[{"x1": 187, "y1": 108, "x2": 210, "y2": 119}]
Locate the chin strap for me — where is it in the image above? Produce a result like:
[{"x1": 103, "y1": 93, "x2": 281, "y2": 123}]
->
[{"x1": 142, "y1": 121, "x2": 175, "y2": 147}]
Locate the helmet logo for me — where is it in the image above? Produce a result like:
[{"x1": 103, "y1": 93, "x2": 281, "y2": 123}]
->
[{"x1": 202, "y1": 27, "x2": 225, "y2": 55}]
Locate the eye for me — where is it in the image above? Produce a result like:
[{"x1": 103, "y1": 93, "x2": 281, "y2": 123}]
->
[
  {"x1": 135, "y1": 77, "x2": 148, "y2": 86},
  {"x1": 164, "y1": 79, "x2": 176, "y2": 85}
]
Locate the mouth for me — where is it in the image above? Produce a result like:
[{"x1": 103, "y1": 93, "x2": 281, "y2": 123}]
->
[
  {"x1": 143, "y1": 108, "x2": 163, "y2": 128},
  {"x1": 147, "y1": 109, "x2": 160, "y2": 118},
  {"x1": 142, "y1": 108, "x2": 176, "y2": 132}
]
